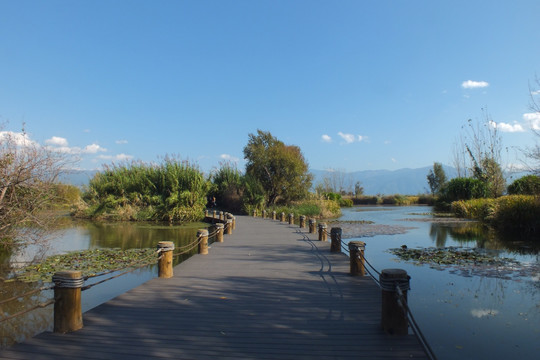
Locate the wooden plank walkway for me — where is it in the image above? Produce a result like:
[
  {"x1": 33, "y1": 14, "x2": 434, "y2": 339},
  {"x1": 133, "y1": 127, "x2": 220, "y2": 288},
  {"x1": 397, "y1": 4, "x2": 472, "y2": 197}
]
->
[{"x1": 1, "y1": 216, "x2": 428, "y2": 359}]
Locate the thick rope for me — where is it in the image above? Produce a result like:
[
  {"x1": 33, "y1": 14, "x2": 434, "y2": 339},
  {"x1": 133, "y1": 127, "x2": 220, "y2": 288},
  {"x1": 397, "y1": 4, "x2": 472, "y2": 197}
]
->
[{"x1": 0, "y1": 299, "x2": 55, "y2": 323}]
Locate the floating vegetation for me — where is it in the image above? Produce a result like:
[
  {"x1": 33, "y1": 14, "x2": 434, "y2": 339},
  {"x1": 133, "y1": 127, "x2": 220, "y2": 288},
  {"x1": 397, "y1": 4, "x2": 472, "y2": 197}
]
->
[
  {"x1": 388, "y1": 246, "x2": 540, "y2": 280},
  {"x1": 11, "y1": 248, "x2": 156, "y2": 283},
  {"x1": 329, "y1": 221, "x2": 415, "y2": 238}
]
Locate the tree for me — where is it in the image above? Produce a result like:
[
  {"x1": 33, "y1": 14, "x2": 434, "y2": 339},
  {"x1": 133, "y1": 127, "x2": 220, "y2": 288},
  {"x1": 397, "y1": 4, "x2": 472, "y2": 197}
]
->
[
  {"x1": 426, "y1": 162, "x2": 447, "y2": 195},
  {"x1": 525, "y1": 76, "x2": 540, "y2": 174},
  {"x1": 1, "y1": 128, "x2": 70, "y2": 248},
  {"x1": 452, "y1": 112, "x2": 506, "y2": 198},
  {"x1": 243, "y1": 130, "x2": 313, "y2": 206}
]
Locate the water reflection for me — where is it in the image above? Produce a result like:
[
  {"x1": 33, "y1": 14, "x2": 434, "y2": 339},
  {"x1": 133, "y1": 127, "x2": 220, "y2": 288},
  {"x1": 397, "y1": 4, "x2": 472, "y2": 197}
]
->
[{"x1": 0, "y1": 219, "x2": 211, "y2": 349}]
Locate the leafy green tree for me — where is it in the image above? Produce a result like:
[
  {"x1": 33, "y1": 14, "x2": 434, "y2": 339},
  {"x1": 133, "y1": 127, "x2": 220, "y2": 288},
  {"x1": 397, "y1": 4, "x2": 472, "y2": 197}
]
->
[
  {"x1": 210, "y1": 162, "x2": 243, "y2": 212},
  {"x1": 243, "y1": 130, "x2": 313, "y2": 206},
  {"x1": 507, "y1": 174, "x2": 540, "y2": 195},
  {"x1": 426, "y1": 162, "x2": 447, "y2": 195}
]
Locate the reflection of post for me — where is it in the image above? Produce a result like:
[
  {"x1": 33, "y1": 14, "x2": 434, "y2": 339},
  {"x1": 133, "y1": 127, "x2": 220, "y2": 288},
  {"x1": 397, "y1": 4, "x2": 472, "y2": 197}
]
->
[
  {"x1": 53, "y1": 271, "x2": 83, "y2": 333},
  {"x1": 380, "y1": 269, "x2": 409, "y2": 335}
]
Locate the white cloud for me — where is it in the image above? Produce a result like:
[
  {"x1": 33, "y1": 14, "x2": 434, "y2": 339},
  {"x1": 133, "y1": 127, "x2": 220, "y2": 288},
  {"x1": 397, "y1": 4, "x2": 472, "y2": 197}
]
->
[
  {"x1": 462, "y1": 80, "x2": 489, "y2": 89},
  {"x1": 115, "y1": 139, "x2": 128, "y2": 144},
  {"x1": 0, "y1": 131, "x2": 37, "y2": 147},
  {"x1": 337, "y1": 132, "x2": 366, "y2": 144},
  {"x1": 531, "y1": 90, "x2": 540, "y2": 96},
  {"x1": 220, "y1": 154, "x2": 240, "y2": 162},
  {"x1": 45, "y1": 136, "x2": 69, "y2": 147},
  {"x1": 471, "y1": 309, "x2": 499, "y2": 318},
  {"x1": 83, "y1": 143, "x2": 107, "y2": 154},
  {"x1": 321, "y1": 134, "x2": 332, "y2": 143},
  {"x1": 488, "y1": 120, "x2": 525, "y2": 133},
  {"x1": 97, "y1": 153, "x2": 133, "y2": 161},
  {"x1": 391, "y1": 158, "x2": 397, "y2": 163},
  {"x1": 523, "y1": 112, "x2": 540, "y2": 130}
]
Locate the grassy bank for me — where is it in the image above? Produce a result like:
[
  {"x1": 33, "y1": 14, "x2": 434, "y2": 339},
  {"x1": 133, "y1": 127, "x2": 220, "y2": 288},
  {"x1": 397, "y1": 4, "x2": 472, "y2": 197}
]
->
[
  {"x1": 265, "y1": 199, "x2": 342, "y2": 220},
  {"x1": 451, "y1": 195, "x2": 540, "y2": 239}
]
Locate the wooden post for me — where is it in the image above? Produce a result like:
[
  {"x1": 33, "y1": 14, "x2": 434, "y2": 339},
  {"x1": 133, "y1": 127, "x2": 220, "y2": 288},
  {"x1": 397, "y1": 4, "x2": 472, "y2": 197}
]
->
[
  {"x1": 205, "y1": 209, "x2": 209, "y2": 217},
  {"x1": 252, "y1": 209, "x2": 257, "y2": 217},
  {"x1": 308, "y1": 218, "x2": 317, "y2": 233},
  {"x1": 280, "y1": 212, "x2": 285, "y2": 222},
  {"x1": 53, "y1": 271, "x2": 83, "y2": 333},
  {"x1": 220, "y1": 211, "x2": 224, "y2": 221},
  {"x1": 330, "y1": 227, "x2": 342, "y2": 253},
  {"x1": 198, "y1": 229, "x2": 209, "y2": 255},
  {"x1": 262, "y1": 210, "x2": 267, "y2": 219},
  {"x1": 157, "y1": 241, "x2": 175, "y2": 278},
  {"x1": 272, "y1": 211, "x2": 277, "y2": 220},
  {"x1": 299, "y1": 215, "x2": 306, "y2": 228},
  {"x1": 288, "y1": 213, "x2": 294, "y2": 225},
  {"x1": 213, "y1": 210, "x2": 217, "y2": 219},
  {"x1": 230, "y1": 215, "x2": 236, "y2": 230},
  {"x1": 380, "y1": 269, "x2": 410, "y2": 335},
  {"x1": 225, "y1": 219, "x2": 233, "y2": 235},
  {"x1": 348, "y1": 241, "x2": 365, "y2": 276},
  {"x1": 215, "y1": 223, "x2": 224, "y2": 242},
  {"x1": 318, "y1": 223, "x2": 327, "y2": 241}
]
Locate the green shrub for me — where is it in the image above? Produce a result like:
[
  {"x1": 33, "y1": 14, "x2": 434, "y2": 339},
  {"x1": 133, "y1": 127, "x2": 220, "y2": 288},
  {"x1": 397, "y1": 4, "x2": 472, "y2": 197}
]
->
[
  {"x1": 339, "y1": 198, "x2": 354, "y2": 207},
  {"x1": 507, "y1": 175, "x2": 540, "y2": 195},
  {"x1": 353, "y1": 196, "x2": 380, "y2": 205},
  {"x1": 492, "y1": 195, "x2": 540, "y2": 237},
  {"x1": 79, "y1": 158, "x2": 209, "y2": 223},
  {"x1": 451, "y1": 198, "x2": 497, "y2": 220},
  {"x1": 440, "y1": 177, "x2": 488, "y2": 202}
]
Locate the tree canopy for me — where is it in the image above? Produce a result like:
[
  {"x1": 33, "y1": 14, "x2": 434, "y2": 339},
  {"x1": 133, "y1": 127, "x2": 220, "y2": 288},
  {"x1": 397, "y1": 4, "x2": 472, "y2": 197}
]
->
[{"x1": 243, "y1": 130, "x2": 313, "y2": 206}]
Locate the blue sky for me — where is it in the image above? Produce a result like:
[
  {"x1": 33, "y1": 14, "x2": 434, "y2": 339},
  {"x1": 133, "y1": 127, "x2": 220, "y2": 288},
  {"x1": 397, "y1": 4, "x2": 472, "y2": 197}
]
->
[{"x1": 2, "y1": 0, "x2": 540, "y2": 174}]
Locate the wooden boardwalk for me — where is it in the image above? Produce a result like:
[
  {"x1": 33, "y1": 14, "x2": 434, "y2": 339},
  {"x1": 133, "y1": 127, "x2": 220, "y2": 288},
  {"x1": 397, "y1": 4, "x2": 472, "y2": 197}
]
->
[{"x1": 1, "y1": 216, "x2": 428, "y2": 359}]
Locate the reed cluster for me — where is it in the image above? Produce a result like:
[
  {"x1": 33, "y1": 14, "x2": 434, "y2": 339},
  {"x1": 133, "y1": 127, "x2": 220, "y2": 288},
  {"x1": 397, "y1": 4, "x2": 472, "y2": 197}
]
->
[{"x1": 75, "y1": 159, "x2": 210, "y2": 223}]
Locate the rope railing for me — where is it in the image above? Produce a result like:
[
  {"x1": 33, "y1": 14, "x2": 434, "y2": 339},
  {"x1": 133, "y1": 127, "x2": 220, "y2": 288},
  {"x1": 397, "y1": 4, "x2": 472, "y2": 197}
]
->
[
  {"x1": 258, "y1": 209, "x2": 437, "y2": 360},
  {"x1": 0, "y1": 210, "x2": 235, "y2": 331}
]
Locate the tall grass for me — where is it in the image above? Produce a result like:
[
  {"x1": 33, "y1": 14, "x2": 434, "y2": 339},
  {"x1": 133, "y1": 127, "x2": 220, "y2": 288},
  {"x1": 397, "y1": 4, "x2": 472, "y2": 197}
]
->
[
  {"x1": 451, "y1": 195, "x2": 540, "y2": 239},
  {"x1": 77, "y1": 158, "x2": 210, "y2": 223}
]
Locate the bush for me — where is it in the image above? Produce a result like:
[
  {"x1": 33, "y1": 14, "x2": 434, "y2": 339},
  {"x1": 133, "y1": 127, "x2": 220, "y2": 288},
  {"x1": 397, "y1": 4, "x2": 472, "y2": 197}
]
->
[
  {"x1": 507, "y1": 175, "x2": 540, "y2": 195},
  {"x1": 352, "y1": 196, "x2": 380, "y2": 205},
  {"x1": 338, "y1": 198, "x2": 354, "y2": 207},
  {"x1": 78, "y1": 158, "x2": 209, "y2": 223},
  {"x1": 451, "y1": 195, "x2": 540, "y2": 239},
  {"x1": 440, "y1": 178, "x2": 488, "y2": 203}
]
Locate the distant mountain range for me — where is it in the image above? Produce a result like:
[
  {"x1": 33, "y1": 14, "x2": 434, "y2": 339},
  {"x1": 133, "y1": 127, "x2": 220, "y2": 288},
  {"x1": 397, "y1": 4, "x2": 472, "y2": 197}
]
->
[{"x1": 310, "y1": 166, "x2": 458, "y2": 195}]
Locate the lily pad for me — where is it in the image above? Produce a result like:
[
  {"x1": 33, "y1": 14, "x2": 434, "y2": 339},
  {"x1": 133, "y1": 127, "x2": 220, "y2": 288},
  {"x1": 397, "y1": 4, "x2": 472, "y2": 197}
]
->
[{"x1": 13, "y1": 248, "x2": 156, "y2": 283}]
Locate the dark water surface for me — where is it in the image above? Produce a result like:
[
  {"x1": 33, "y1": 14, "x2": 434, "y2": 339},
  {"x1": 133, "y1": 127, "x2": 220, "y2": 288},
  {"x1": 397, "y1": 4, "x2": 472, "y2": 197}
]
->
[{"x1": 334, "y1": 206, "x2": 540, "y2": 360}]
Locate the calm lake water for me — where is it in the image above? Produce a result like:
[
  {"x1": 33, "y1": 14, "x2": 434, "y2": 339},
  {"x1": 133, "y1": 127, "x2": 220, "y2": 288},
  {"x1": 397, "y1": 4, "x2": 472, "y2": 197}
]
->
[
  {"x1": 336, "y1": 206, "x2": 540, "y2": 360},
  {"x1": 1, "y1": 207, "x2": 539, "y2": 359}
]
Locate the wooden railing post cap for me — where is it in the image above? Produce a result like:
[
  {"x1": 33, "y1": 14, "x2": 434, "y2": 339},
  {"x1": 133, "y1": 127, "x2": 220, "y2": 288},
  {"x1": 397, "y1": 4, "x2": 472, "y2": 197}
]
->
[
  {"x1": 381, "y1": 268, "x2": 408, "y2": 278},
  {"x1": 157, "y1": 241, "x2": 175, "y2": 250},
  {"x1": 348, "y1": 240, "x2": 365, "y2": 250},
  {"x1": 197, "y1": 229, "x2": 209, "y2": 236},
  {"x1": 318, "y1": 223, "x2": 327, "y2": 229},
  {"x1": 53, "y1": 270, "x2": 83, "y2": 282},
  {"x1": 215, "y1": 223, "x2": 224, "y2": 229},
  {"x1": 330, "y1": 227, "x2": 342, "y2": 235},
  {"x1": 300, "y1": 215, "x2": 306, "y2": 220}
]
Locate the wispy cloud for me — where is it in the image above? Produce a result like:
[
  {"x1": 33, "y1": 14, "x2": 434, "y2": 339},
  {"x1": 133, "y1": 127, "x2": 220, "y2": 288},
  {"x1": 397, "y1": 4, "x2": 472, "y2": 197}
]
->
[
  {"x1": 523, "y1": 112, "x2": 540, "y2": 130},
  {"x1": 97, "y1": 153, "x2": 133, "y2": 161},
  {"x1": 45, "y1": 136, "x2": 69, "y2": 147},
  {"x1": 220, "y1": 154, "x2": 240, "y2": 162},
  {"x1": 489, "y1": 120, "x2": 525, "y2": 133},
  {"x1": 0, "y1": 131, "x2": 37, "y2": 147},
  {"x1": 462, "y1": 80, "x2": 489, "y2": 89},
  {"x1": 337, "y1": 132, "x2": 366, "y2": 144},
  {"x1": 83, "y1": 143, "x2": 107, "y2": 154},
  {"x1": 391, "y1": 157, "x2": 397, "y2": 163},
  {"x1": 115, "y1": 139, "x2": 128, "y2": 144},
  {"x1": 321, "y1": 134, "x2": 332, "y2": 143}
]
